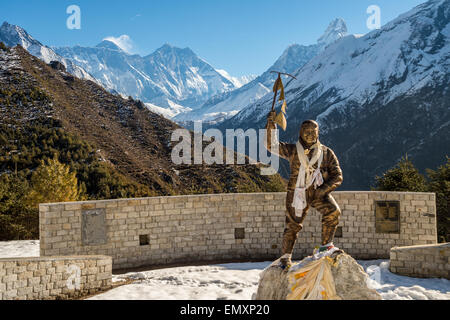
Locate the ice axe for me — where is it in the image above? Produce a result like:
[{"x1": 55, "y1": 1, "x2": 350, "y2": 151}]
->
[{"x1": 270, "y1": 71, "x2": 297, "y2": 131}]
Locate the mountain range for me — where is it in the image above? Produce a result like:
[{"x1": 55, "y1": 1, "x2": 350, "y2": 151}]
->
[
  {"x1": 0, "y1": 44, "x2": 286, "y2": 196},
  {"x1": 1, "y1": 0, "x2": 448, "y2": 191},
  {"x1": 174, "y1": 18, "x2": 349, "y2": 124},
  {"x1": 53, "y1": 42, "x2": 250, "y2": 112},
  {"x1": 218, "y1": 0, "x2": 450, "y2": 190},
  {"x1": 0, "y1": 21, "x2": 255, "y2": 119},
  {"x1": 0, "y1": 18, "x2": 349, "y2": 124}
]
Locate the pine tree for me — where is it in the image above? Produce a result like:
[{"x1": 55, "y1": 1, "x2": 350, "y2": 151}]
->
[
  {"x1": 0, "y1": 42, "x2": 9, "y2": 52},
  {"x1": 426, "y1": 157, "x2": 450, "y2": 242},
  {"x1": 373, "y1": 155, "x2": 427, "y2": 192},
  {"x1": 27, "y1": 157, "x2": 81, "y2": 207},
  {"x1": 0, "y1": 173, "x2": 38, "y2": 240},
  {"x1": 0, "y1": 173, "x2": 31, "y2": 215}
]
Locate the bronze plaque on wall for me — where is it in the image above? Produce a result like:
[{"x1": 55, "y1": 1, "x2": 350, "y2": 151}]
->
[{"x1": 375, "y1": 201, "x2": 400, "y2": 233}]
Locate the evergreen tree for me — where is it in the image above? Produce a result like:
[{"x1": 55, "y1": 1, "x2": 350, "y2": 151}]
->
[
  {"x1": 426, "y1": 157, "x2": 450, "y2": 242},
  {"x1": 373, "y1": 155, "x2": 427, "y2": 192},
  {"x1": 27, "y1": 157, "x2": 81, "y2": 208},
  {"x1": 0, "y1": 173, "x2": 31, "y2": 216},
  {"x1": 0, "y1": 174, "x2": 38, "y2": 240},
  {"x1": 0, "y1": 41, "x2": 9, "y2": 51}
]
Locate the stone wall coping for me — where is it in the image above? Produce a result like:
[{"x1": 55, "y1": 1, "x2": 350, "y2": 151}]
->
[
  {"x1": 0, "y1": 255, "x2": 111, "y2": 262},
  {"x1": 39, "y1": 191, "x2": 436, "y2": 207},
  {"x1": 391, "y1": 243, "x2": 449, "y2": 251}
]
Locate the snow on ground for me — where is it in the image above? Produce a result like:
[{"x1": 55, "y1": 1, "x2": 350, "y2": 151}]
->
[
  {"x1": 359, "y1": 260, "x2": 450, "y2": 300},
  {"x1": 0, "y1": 240, "x2": 40, "y2": 258},
  {"x1": 0, "y1": 240, "x2": 449, "y2": 300},
  {"x1": 89, "y1": 262, "x2": 271, "y2": 300}
]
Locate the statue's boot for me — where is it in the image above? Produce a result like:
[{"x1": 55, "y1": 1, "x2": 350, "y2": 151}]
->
[
  {"x1": 279, "y1": 254, "x2": 292, "y2": 270},
  {"x1": 322, "y1": 224, "x2": 337, "y2": 246},
  {"x1": 321, "y1": 209, "x2": 340, "y2": 246},
  {"x1": 279, "y1": 225, "x2": 301, "y2": 269}
]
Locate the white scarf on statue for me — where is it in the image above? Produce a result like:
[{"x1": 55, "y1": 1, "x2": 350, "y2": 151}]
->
[{"x1": 292, "y1": 140, "x2": 324, "y2": 216}]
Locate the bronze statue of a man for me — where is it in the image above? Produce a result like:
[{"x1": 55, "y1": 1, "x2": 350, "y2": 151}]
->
[{"x1": 265, "y1": 110, "x2": 343, "y2": 268}]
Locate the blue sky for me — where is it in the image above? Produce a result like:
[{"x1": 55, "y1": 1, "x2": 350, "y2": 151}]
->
[{"x1": 1, "y1": 0, "x2": 426, "y2": 77}]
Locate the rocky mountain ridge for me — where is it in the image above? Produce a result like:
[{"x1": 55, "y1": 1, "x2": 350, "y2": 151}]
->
[{"x1": 218, "y1": 0, "x2": 450, "y2": 189}]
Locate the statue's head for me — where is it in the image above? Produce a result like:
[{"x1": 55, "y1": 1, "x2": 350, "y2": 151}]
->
[{"x1": 299, "y1": 120, "x2": 319, "y2": 146}]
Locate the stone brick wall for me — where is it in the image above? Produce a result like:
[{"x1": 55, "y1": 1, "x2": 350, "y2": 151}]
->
[
  {"x1": 0, "y1": 256, "x2": 112, "y2": 300},
  {"x1": 39, "y1": 192, "x2": 437, "y2": 270},
  {"x1": 390, "y1": 243, "x2": 449, "y2": 279},
  {"x1": 326, "y1": 192, "x2": 437, "y2": 259}
]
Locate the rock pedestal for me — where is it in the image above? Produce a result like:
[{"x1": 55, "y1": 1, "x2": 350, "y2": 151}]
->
[{"x1": 255, "y1": 251, "x2": 381, "y2": 300}]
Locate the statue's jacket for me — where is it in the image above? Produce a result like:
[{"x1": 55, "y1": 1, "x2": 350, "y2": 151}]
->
[{"x1": 265, "y1": 119, "x2": 343, "y2": 215}]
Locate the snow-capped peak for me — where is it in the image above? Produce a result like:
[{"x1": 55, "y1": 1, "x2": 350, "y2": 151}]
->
[
  {"x1": 96, "y1": 40, "x2": 123, "y2": 51},
  {"x1": 231, "y1": 0, "x2": 449, "y2": 133},
  {"x1": 151, "y1": 43, "x2": 196, "y2": 59},
  {"x1": 177, "y1": 17, "x2": 349, "y2": 123},
  {"x1": 215, "y1": 69, "x2": 256, "y2": 88},
  {"x1": 0, "y1": 21, "x2": 97, "y2": 82},
  {"x1": 317, "y1": 18, "x2": 348, "y2": 47},
  {"x1": 0, "y1": 21, "x2": 40, "y2": 51}
]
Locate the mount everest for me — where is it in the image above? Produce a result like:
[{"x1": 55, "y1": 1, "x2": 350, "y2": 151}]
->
[{"x1": 53, "y1": 42, "x2": 249, "y2": 114}]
